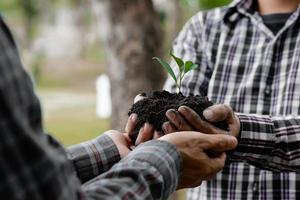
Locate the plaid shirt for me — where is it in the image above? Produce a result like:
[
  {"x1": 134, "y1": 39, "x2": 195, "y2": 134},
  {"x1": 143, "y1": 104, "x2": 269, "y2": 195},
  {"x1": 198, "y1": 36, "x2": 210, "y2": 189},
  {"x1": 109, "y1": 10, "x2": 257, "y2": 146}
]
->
[
  {"x1": 0, "y1": 16, "x2": 181, "y2": 199},
  {"x1": 165, "y1": 0, "x2": 300, "y2": 199}
]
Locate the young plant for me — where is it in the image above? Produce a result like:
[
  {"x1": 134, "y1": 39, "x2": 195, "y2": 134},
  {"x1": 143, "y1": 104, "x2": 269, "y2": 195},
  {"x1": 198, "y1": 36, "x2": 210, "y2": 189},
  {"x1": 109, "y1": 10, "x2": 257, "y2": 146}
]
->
[{"x1": 153, "y1": 53, "x2": 199, "y2": 93}]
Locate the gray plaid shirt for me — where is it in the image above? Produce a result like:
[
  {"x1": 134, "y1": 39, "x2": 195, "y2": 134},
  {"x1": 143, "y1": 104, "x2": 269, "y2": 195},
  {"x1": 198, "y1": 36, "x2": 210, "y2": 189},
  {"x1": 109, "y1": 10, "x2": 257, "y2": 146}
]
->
[
  {"x1": 0, "y1": 16, "x2": 181, "y2": 199},
  {"x1": 165, "y1": 0, "x2": 300, "y2": 199}
]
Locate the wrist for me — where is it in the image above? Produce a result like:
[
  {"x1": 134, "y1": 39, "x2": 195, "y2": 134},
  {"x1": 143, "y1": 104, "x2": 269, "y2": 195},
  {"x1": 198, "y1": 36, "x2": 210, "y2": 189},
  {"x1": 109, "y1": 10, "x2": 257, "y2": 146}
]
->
[
  {"x1": 125, "y1": 140, "x2": 182, "y2": 198},
  {"x1": 235, "y1": 114, "x2": 242, "y2": 139},
  {"x1": 104, "y1": 131, "x2": 131, "y2": 158}
]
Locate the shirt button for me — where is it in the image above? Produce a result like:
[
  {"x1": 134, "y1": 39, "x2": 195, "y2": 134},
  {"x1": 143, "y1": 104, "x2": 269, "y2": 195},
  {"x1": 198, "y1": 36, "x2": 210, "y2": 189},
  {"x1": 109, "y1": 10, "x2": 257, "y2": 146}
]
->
[
  {"x1": 265, "y1": 85, "x2": 271, "y2": 96},
  {"x1": 253, "y1": 182, "x2": 258, "y2": 192},
  {"x1": 266, "y1": 38, "x2": 271, "y2": 43}
]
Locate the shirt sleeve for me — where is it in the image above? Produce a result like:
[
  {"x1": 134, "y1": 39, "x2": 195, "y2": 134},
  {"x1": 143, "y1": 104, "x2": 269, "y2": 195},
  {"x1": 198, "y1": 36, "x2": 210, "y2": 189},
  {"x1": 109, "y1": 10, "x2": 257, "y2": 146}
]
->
[
  {"x1": 67, "y1": 134, "x2": 121, "y2": 183},
  {"x1": 164, "y1": 12, "x2": 212, "y2": 96},
  {"x1": 81, "y1": 140, "x2": 182, "y2": 200},
  {"x1": 0, "y1": 17, "x2": 183, "y2": 200},
  {"x1": 230, "y1": 113, "x2": 300, "y2": 172}
]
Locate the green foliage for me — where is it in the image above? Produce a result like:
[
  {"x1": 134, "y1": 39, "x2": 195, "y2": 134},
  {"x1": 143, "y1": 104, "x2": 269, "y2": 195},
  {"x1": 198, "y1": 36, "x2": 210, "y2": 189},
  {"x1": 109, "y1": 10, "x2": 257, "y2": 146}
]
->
[
  {"x1": 19, "y1": 0, "x2": 39, "y2": 18},
  {"x1": 184, "y1": 61, "x2": 198, "y2": 73},
  {"x1": 153, "y1": 56, "x2": 177, "y2": 84},
  {"x1": 198, "y1": 0, "x2": 232, "y2": 10},
  {"x1": 181, "y1": 0, "x2": 232, "y2": 10},
  {"x1": 0, "y1": 0, "x2": 18, "y2": 10},
  {"x1": 153, "y1": 53, "x2": 199, "y2": 93},
  {"x1": 0, "y1": 0, "x2": 22, "y2": 17}
]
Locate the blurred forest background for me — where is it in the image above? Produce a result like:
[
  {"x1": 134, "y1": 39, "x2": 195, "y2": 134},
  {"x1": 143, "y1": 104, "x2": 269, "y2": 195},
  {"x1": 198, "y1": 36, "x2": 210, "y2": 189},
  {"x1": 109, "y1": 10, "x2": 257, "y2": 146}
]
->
[{"x1": 1, "y1": 0, "x2": 231, "y2": 199}]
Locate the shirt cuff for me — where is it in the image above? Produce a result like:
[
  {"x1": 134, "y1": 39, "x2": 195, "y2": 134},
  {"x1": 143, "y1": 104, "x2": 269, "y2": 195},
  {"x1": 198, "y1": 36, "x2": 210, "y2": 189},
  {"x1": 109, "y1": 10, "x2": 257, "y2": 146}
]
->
[
  {"x1": 237, "y1": 113, "x2": 276, "y2": 151},
  {"x1": 123, "y1": 140, "x2": 182, "y2": 198},
  {"x1": 67, "y1": 134, "x2": 121, "y2": 183},
  {"x1": 229, "y1": 113, "x2": 276, "y2": 167}
]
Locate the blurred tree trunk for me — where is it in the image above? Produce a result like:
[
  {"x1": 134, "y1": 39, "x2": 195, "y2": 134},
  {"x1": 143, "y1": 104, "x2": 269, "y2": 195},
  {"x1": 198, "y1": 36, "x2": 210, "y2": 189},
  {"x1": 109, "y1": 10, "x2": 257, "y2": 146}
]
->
[
  {"x1": 91, "y1": 0, "x2": 165, "y2": 130},
  {"x1": 168, "y1": 0, "x2": 183, "y2": 42},
  {"x1": 19, "y1": 0, "x2": 40, "y2": 48},
  {"x1": 72, "y1": 0, "x2": 91, "y2": 57}
]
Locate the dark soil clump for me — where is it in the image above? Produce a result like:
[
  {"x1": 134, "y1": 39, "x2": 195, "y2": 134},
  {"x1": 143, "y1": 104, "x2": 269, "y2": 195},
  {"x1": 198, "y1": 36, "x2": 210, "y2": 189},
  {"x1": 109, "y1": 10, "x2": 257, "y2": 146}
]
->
[{"x1": 128, "y1": 90, "x2": 228, "y2": 143}]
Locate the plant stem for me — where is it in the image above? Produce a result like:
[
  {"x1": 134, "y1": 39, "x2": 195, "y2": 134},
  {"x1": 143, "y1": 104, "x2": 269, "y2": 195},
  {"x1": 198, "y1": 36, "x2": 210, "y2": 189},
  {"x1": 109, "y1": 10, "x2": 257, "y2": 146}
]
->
[
  {"x1": 178, "y1": 77, "x2": 182, "y2": 93},
  {"x1": 177, "y1": 71, "x2": 183, "y2": 93},
  {"x1": 178, "y1": 72, "x2": 186, "y2": 93}
]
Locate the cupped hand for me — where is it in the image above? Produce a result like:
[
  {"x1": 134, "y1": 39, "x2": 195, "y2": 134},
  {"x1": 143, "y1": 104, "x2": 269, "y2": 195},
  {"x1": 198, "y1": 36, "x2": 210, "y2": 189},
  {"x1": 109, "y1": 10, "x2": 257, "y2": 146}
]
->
[
  {"x1": 104, "y1": 130, "x2": 132, "y2": 158},
  {"x1": 125, "y1": 94, "x2": 163, "y2": 146},
  {"x1": 163, "y1": 104, "x2": 240, "y2": 138},
  {"x1": 159, "y1": 131, "x2": 238, "y2": 189}
]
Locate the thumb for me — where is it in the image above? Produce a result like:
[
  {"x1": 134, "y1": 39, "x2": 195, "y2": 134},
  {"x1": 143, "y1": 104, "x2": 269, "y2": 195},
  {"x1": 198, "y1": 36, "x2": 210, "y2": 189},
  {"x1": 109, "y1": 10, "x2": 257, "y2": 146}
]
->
[
  {"x1": 203, "y1": 134, "x2": 238, "y2": 152},
  {"x1": 134, "y1": 94, "x2": 146, "y2": 103},
  {"x1": 203, "y1": 104, "x2": 233, "y2": 123}
]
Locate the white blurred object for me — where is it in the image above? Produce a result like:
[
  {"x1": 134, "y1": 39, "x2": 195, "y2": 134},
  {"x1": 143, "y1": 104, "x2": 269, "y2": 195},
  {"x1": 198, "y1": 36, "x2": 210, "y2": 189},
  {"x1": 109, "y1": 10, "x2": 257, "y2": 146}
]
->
[{"x1": 96, "y1": 74, "x2": 112, "y2": 118}]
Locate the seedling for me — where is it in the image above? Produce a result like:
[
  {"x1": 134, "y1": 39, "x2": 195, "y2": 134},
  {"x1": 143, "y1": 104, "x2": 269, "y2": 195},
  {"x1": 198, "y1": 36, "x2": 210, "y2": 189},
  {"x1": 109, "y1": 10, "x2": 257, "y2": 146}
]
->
[{"x1": 153, "y1": 52, "x2": 199, "y2": 93}]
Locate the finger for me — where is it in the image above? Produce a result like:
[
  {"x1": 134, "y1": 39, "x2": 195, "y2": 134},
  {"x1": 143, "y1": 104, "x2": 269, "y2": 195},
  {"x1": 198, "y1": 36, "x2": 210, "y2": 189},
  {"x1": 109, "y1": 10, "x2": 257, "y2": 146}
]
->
[
  {"x1": 135, "y1": 123, "x2": 155, "y2": 145},
  {"x1": 228, "y1": 114, "x2": 241, "y2": 138},
  {"x1": 189, "y1": 179, "x2": 203, "y2": 188},
  {"x1": 104, "y1": 131, "x2": 132, "y2": 158},
  {"x1": 211, "y1": 152, "x2": 226, "y2": 172},
  {"x1": 123, "y1": 133, "x2": 132, "y2": 144},
  {"x1": 203, "y1": 104, "x2": 240, "y2": 137},
  {"x1": 134, "y1": 94, "x2": 146, "y2": 103},
  {"x1": 183, "y1": 179, "x2": 203, "y2": 189},
  {"x1": 179, "y1": 106, "x2": 221, "y2": 134},
  {"x1": 202, "y1": 134, "x2": 238, "y2": 152},
  {"x1": 162, "y1": 121, "x2": 177, "y2": 134},
  {"x1": 123, "y1": 133, "x2": 135, "y2": 150},
  {"x1": 125, "y1": 114, "x2": 138, "y2": 134},
  {"x1": 204, "y1": 152, "x2": 227, "y2": 179},
  {"x1": 203, "y1": 104, "x2": 232, "y2": 123},
  {"x1": 166, "y1": 109, "x2": 193, "y2": 131},
  {"x1": 153, "y1": 131, "x2": 164, "y2": 139}
]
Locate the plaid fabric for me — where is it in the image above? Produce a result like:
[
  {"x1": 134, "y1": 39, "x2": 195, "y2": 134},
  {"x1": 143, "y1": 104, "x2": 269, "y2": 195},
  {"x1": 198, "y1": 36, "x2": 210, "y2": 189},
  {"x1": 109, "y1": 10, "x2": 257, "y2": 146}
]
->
[
  {"x1": 164, "y1": 0, "x2": 300, "y2": 199},
  {"x1": 67, "y1": 135, "x2": 121, "y2": 183},
  {"x1": 0, "y1": 16, "x2": 181, "y2": 199}
]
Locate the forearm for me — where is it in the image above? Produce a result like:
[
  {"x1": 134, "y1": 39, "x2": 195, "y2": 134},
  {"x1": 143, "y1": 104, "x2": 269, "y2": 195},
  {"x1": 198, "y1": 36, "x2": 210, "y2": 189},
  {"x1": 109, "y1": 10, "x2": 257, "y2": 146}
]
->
[
  {"x1": 67, "y1": 134, "x2": 121, "y2": 183},
  {"x1": 81, "y1": 140, "x2": 181, "y2": 200},
  {"x1": 230, "y1": 113, "x2": 300, "y2": 171}
]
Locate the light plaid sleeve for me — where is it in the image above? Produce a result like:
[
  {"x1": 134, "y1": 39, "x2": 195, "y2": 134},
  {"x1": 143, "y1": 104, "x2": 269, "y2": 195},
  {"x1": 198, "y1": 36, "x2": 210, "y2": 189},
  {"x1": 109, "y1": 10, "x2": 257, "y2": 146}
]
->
[
  {"x1": 164, "y1": 12, "x2": 212, "y2": 96},
  {"x1": 231, "y1": 114, "x2": 300, "y2": 171},
  {"x1": 67, "y1": 134, "x2": 121, "y2": 183},
  {"x1": 81, "y1": 140, "x2": 182, "y2": 200}
]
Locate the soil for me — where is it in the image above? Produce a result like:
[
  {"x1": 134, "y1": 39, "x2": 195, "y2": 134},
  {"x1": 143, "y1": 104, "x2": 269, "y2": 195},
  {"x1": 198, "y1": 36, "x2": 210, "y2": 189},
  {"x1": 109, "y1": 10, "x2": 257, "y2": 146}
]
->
[{"x1": 128, "y1": 90, "x2": 228, "y2": 143}]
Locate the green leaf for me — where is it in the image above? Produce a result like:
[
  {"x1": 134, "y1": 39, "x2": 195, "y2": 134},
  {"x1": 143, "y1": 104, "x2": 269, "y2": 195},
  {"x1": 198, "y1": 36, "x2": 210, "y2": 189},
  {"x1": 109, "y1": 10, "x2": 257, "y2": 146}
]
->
[
  {"x1": 153, "y1": 57, "x2": 177, "y2": 83},
  {"x1": 184, "y1": 61, "x2": 199, "y2": 73},
  {"x1": 198, "y1": 0, "x2": 232, "y2": 10},
  {"x1": 171, "y1": 53, "x2": 185, "y2": 73}
]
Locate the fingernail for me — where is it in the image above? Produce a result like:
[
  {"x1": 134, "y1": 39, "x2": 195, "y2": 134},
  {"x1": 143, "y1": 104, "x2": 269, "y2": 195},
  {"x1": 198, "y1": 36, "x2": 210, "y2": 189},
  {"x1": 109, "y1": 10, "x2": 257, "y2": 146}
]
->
[
  {"x1": 162, "y1": 123, "x2": 170, "y2": 133},
  {"x1": 228, "y1": 136, "x2": 238, "y2": 146},
  {"x1": 179, "y1": 106, "x2": 188, "y2": 112},
  {"x1": 131, "y1": 114, "x2": 137, "y2": 122},
  {"x1": 135, "y1": 136, "x2": 142, "y2": 146},
  {"x1": 144, "y1": 123, "x2": 153, "y2": 133},
  {"x1": 167, "y1": 110, "x2": 176, "y2": 120},
  {"x1": 203, "y1": 109, "x2": 214, "y2": 121},
  {"x1": 135, "y1": 125, "x2": 144, "y2": 145}
]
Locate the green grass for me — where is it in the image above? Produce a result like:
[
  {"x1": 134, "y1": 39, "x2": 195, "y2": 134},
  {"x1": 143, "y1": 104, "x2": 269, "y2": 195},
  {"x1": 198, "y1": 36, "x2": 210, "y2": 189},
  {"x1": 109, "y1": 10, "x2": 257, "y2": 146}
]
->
[
  {"x1": 47, "y1": 115, "x2": 110, "y2": 147},
  {"x1": 84, "y1": 43, "x2": 106, "y2": 63},
  {"x1": 41, "y1": 91, "x2": 110, "y2": 146}
]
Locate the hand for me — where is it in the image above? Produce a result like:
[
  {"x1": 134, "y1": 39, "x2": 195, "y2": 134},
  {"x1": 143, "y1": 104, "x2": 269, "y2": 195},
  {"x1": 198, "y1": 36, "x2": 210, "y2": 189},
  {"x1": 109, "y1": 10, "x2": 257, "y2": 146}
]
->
[
  {"x1": 159, "y1": 131, "x2": 238, "y2": 189},
  {"x1": 104, "y1": 130, "x2": 132, "y2": 158},
  {"x1": 163, "y1": 104, "x2": 240, "y2": 138},
  {"x1": 125, "y1": 94, "x2": 162, "y2": 146},
  {"x1": 202, "y1": 104, "x2": 240, "y2": 137}
]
